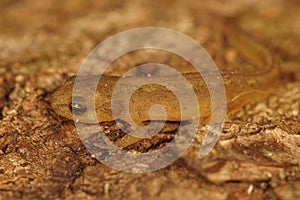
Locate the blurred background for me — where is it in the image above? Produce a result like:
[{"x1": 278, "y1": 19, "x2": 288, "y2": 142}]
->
[{"x1": 0, "y1": 0, "x2": 299, "y2": 199}]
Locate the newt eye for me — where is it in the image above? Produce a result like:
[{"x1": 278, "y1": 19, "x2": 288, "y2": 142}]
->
[{"x1": 69, "y1": 96, "x2": 87, "y2": 115}]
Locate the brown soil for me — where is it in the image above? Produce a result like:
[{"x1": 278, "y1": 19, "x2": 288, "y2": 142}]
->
[{"x1": 0, "y1": 0, "x2": 299, "y2": 199}]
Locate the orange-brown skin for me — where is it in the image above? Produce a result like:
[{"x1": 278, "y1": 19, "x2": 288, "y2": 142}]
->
[{"x1": 50, "y1": 25, "x2": 280, "y2": 124}]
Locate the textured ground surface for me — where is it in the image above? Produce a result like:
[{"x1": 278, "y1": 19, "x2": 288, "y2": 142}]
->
[{"x1": 0, "y1": 0, "x2": 299, "y2": 199}]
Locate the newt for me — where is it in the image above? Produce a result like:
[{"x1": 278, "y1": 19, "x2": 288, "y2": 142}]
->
[{"x1": 50, "y1": 26, "x2": 280, "y2": 125}]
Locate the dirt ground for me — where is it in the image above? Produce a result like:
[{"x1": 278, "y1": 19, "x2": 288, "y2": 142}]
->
[{"x1": 0, "y1": 0, "x2": 300, "y2": 199}]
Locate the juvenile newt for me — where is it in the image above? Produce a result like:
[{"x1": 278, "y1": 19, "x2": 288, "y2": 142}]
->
[{"x1": 50, "y1": 25, "x2": 280, "y2": 125}]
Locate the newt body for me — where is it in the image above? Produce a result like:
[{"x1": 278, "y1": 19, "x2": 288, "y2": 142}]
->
[{"x1": 50, "y1": 26, "x2": 280, "y2": 124}]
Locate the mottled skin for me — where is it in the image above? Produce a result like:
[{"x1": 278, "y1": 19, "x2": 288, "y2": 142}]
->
[{"x1": 50, "y1": 25, "x2": 280, "y2": 124}]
